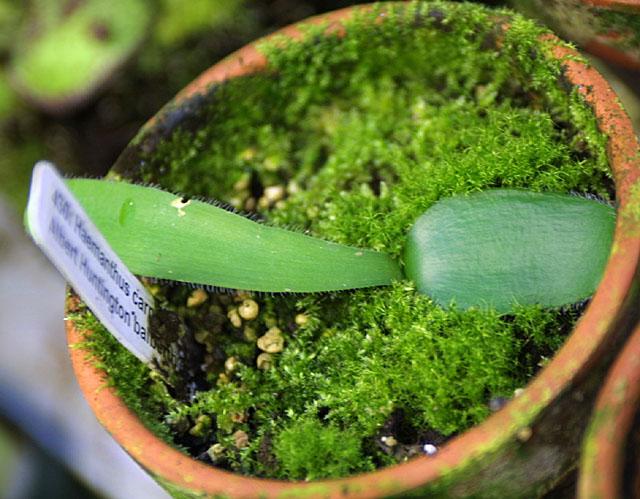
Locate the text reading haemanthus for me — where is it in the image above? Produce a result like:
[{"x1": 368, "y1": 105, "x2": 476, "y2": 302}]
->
[{"x1": 50, "y1": 189, "x2": 154, "y2": 345}]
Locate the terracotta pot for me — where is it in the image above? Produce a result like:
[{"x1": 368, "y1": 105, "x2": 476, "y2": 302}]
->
[
  {"x1": 65, "y1": 3, "x2": 640, "y2": 497},
  {"x1": 578, "y1": 320, "x2": 640, "y2": 499},
  {"x1": 509, "y1": 0, "x2": 640, "y2": 70}
]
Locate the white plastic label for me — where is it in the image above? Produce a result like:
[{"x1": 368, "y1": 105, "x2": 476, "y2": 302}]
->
[{"x1": 26, "y1": 161, "x2": 156, "y2": 364}]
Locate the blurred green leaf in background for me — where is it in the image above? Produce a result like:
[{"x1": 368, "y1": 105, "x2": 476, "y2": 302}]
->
[
  {"x1": 155, "y1": 0, "x2": 244, "y2": 46},
  {"x1": 10, "y1": 0, "x2": 152, "y2": 111},
  {"x1": 0, "y1": 0, "x2": 255, "y2": 213}
]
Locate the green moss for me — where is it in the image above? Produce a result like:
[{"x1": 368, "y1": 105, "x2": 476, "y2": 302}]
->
[
  {"x1": 83, "y1": 1, "x2": 612, "y2": 481},
  {"x1": 68, "y1": 299, "x2": 179, "y2": 447},
  {"x1": 274, "y1": 417, "x2": 371, "y2": 480}
]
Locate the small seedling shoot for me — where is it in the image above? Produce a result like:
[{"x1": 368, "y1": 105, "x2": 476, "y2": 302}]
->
[{"x1": 66, "y1": 178, "x2": 615, "y2": 312}]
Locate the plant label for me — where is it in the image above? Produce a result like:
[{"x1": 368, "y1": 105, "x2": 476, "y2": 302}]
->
[{"x1": 26, "y1": 161, "x2": 156, "y2": 364}]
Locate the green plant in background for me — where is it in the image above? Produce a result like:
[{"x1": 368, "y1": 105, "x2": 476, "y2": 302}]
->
[
  {"x1": 0, "y1": 0, "x2": 256, "y2": 214},
  {"x1": 0, "y1": 1, "x2": 18, "y2": 118},
  {"x1": 0, "y1": 71, "x2": 16, "y2": 119},
  {"x1": 66, "y1": 179, "x2": 615, "y2": 311},
  {"x1": 154, "y1": 0, "x2": 245, "y2": 46},
  {"x1": 9, "y1": 0, "x2": 151, "y2": 109},
  {"x1": 0, "y1": 1, "x2": 20, "y2": 54},
  {"x1": 5, "y1": 0, "x2": 250, "y2": 111}
]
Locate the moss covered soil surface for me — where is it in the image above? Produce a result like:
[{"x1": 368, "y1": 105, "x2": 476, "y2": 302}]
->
[{"x1": 72, "y1": 1, "x2": 614, "y2": 481}]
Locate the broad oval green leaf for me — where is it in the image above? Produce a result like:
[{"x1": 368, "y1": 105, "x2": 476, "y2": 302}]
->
[
  {"x1": 67, "y1": 179, "x2": 402, "y2": 292},
  {"x1": 404, "y1": 190, "x2": 616, "y2": 312}
]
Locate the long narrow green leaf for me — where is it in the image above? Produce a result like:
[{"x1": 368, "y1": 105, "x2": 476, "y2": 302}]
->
[
  {"x1": 67, "y1": 179, "x2": 402, "y2": 292},
  {"x1": 404, "y1": 189, "x2": 616, "y2": 312}
]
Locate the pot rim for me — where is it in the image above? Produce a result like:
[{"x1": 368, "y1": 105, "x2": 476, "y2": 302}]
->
[
  {"x1": 583, "y1": 38, "x2": 640, "y2": 70},
  {"x1": 66, "y1": 3, "x2": 640, "y2": 497},
  {"x1": 583, "y1": 0, "x2": 640, "y2": 11},
  {"x1": 530, "y1": 1, "x2": 640, "y2": 70},
  {"x1": 578, "y1": 322, "x2": 640, "y2": 498}
]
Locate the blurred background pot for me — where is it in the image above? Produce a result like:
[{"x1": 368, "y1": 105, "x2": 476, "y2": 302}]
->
[
  {"x1": 65, "y1": 3, "x2": 640, "y2": 497},
  {"x1": 579, "y1": 321, "x2": 640, "y2": 498},
  {"x1": 509, "y1": 0, "x2": 640, "y2": 69}
]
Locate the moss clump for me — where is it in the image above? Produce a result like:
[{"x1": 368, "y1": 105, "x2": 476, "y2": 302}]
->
[
  {"x1": 81, "y1": 1, "x2": 612, "y2": 481},
  {"x1": 274, "y1": 417, "x2": 370, "y2": 480},
  {"x1": 68, "y1": 298, "x2": 180, "y2": 446}
]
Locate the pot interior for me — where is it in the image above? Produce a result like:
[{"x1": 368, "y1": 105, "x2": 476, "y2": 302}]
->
[{"x1": 76, "y1": 1, "x2": 618, "y2": 483}]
